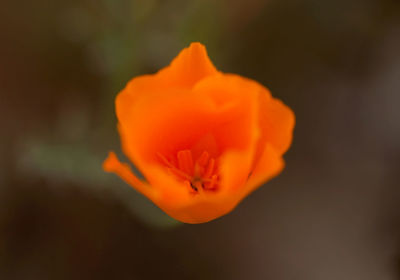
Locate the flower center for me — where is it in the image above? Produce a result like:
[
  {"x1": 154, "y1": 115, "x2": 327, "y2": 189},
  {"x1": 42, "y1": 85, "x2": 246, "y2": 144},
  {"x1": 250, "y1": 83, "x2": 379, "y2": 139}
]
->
[{"x1": 157, "y1": 150, "x2": 219, "y2": 193}]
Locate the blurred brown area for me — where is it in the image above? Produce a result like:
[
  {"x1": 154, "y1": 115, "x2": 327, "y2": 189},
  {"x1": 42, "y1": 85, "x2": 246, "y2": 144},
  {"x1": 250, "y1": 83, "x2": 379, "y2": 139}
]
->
[{"x1": 1, "y1": 0, "x2": 400, "y2": 279}]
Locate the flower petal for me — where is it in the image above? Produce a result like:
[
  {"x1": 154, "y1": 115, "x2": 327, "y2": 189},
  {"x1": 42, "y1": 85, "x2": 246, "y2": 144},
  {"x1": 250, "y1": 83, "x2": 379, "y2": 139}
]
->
[
  {"x1": 118, "y1": 74, "x2": 260, "y2": 173},
  {"x1": 115, "y1": 74, "x2": 261, "y2": 222},
  {"x1": 115, "y1": 43, "x2": 218, "y2": 127},
  {"x1": 192, "y1": 74, "x2": 262, "y2": 197},
  {"x1": 103, "y1": 151, "x2": 158, "y2": 200},
  {"x1": 165, "y1": 196, "x2": 239, "y2": 224},
  {"x1": 258, "y1": 90, "x2": 295, "y2": 155},
  {"x1": 245, "y1": 143, "x2": 285, "y2": 195},
  {"x1": 157, "y1": 42, "x2": 218, "y2": 88}
]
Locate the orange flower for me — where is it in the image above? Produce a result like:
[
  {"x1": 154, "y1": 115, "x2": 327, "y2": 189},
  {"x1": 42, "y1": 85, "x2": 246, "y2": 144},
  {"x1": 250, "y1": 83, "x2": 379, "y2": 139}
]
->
[{"x1": 103, "y1": 42, "x2": 295, "y2": 224}]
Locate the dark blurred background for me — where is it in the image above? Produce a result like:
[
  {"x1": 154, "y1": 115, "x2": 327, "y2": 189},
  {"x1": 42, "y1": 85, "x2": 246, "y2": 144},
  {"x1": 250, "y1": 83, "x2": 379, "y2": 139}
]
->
[{"x1": 1, "y1": 0, "x2": 400, "y2": 279}]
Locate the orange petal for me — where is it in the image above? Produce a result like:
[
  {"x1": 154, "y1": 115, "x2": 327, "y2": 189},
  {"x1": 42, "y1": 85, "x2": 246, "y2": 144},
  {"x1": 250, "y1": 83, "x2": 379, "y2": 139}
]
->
[
  {"x1": 103, "y1": 151, "x2": 158, "y2": 200},
  {"x1": 116, "y1": 74, "x2": 261, "y2": 223},
  {"x1": 115, "y1": 43, "x2": 218, "y2": 126},
  {"x1": 117, "y1": 87, "x2": 219, "y2": 171},
  {"x1": 140, "y1": 164, "x2": 192, "y2": 206},
  {"x1": 192, "y1": 74, "x2": 262, "y2": 153},
  {"x1": 157, "y1": 42, "x2": 218, "y2": 88},
  {"x1": 258, "y1": 90, "x2": 295, "y2": 155},
  {"x1": 104, "y1": 152, "x2": 194, "y2": 215},
  {"x1": 245, "y1": 144, "x2": 285, "y2": 196},
  {"x1": 165, "y1": 196, "x2": 239, "y2": 224},
  {"x1": 115, "y1": 75, "x2": 165, "y2": 125},
  {"x1": 117, "y1": 74, "x2": 260, "y2": 175},
  {"x1": 192, "y1": 74, "x2": 261, "y2": 196}
]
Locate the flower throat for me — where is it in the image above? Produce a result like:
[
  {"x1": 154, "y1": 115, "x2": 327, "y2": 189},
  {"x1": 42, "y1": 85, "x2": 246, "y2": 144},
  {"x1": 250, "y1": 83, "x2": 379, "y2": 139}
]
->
[{"x1": 158, "y1": 150, "x2": 219, "y2": 193}]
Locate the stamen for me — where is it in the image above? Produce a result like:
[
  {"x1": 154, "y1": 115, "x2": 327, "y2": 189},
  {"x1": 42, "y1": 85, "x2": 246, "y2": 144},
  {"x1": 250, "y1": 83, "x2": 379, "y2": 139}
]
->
[
  {"x1": 157, "y1": 152, "x2": 173, "y2": 168},
  {"x1": 157, "y1": 153, "x2": 191, "y2": 180},
  {"x1": 177, "y1": 150, "x2": 194, "y2": 175},
  {"x1": 203, "y1": 158, "x2": 215, "y2": 179},
  {"x1": 204, "y1": 174, "x2": 218, "y2": 190},
  {"x1": 197, "y1": 151, "x2": 209, "y2": 166},
  {"x1": 158, "y1": 149, "x2": 219, "y2": 193}
]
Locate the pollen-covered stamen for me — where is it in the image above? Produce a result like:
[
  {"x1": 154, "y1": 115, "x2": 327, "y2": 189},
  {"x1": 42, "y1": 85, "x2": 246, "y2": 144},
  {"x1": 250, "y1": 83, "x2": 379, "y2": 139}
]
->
[{"x1": 158, "y1": 149, "x2": 219, "y2": 193}]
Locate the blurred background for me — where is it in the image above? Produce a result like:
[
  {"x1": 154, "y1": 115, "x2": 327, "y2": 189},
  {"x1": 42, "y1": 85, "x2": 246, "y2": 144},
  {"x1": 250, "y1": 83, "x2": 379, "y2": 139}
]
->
[{"x1": 1, "y1": 0, "x2": 400, "y2": 279}]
